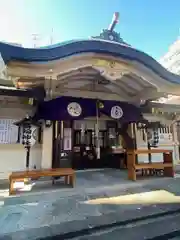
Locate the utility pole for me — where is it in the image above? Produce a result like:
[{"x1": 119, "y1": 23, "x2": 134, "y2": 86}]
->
[
  {"x1": 32, "y1": 33, "x2": 40, "y2": 48},
  {"x1": 50, "y1": 28, "x2": 54, "y2": 45}
]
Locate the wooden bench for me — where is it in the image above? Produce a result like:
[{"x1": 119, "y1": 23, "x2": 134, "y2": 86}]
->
[
  {"x1": 9, "y1": 168, "x2": 75, "y2": 195},
  {"x1": 127, "y1": 149, "x2": 174, "y2": 181}
]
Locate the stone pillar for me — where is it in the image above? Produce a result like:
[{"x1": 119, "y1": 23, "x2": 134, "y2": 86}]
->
[{"x1": 41, "y1": 125, "x2": 53, "y2": 169}]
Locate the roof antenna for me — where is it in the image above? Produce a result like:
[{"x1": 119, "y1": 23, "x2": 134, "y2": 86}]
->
[{"x1": 32, "y1": 33, "x2": 40, "y2": 48}]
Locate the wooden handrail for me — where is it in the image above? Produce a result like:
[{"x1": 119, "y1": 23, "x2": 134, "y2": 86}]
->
[
  {"x1": 126, "y1": 149, "x2": 174, "y2": 181},
  {"x1": 135, "y1": 163, "x2": 173, "y2": 169}
]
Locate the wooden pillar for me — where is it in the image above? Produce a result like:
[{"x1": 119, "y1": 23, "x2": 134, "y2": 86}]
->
[
  {"x1": 163, "y1": 151, "x2": 174, "y2": 177},
  {"x1": 127, "y1": 151, "x2": 136, "y2": 181},
  {"x1": 60, "y1": 121, "x2": 64, "y2": 157},
  {"x1": 52, "y1": 121, "x2": 61, "y2": 168},
  {"x1": 52, "y1": 121, "x2": 56, "y2": 168}
]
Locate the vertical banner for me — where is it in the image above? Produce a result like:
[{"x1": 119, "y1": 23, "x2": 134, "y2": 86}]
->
[{"x1": 81, "y1": 123, "x2": 85, "y2": 143}]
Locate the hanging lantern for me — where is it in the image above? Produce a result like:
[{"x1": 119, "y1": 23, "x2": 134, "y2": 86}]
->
[
  {"x1": 98, "y1": 101, "x2": 104, "y2": 109},
  {"x1": 28, "y1": 98, "x2": 34, "y2": 105},
  {"x1": 147, "y1": 128, "x2": 159, "y2": 148},
  {"x1": 14, "y1": 116, "x2": 41, "y2": 170}
]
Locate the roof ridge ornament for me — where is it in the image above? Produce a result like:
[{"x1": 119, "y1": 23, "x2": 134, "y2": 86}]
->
[{"x1": 91, "y1": 12, "x2": 130, "y2": 46}]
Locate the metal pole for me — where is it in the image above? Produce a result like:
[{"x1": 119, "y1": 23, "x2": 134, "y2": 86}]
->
[
  {"x1": 26, "y1": 146, "x2": 30, "y2": 169},
  {"x1": 96, "y1": 100, "x2": 100, "y2": 159}
]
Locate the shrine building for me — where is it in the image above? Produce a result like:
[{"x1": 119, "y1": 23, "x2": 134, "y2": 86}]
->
[{"x1": 0, "y1": 13, "x2": 180, "y2": 180}]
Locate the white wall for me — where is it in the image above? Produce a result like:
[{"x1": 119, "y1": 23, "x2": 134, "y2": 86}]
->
[
  {"x1": 0, "y1": 144, "x2": 42, "y2": 180},
  {"x1": 0, "y1": 106, "x2": 34, "y2": 119},
  {"x1": 0, "y1": 107, "x2": 42, "y2": 179},
  {"x1": 41, "y1": 126, "x2": 53, "y2": 169},
  {"x1": 135, "y1": 124, "x2": 149, "y2": 163}
]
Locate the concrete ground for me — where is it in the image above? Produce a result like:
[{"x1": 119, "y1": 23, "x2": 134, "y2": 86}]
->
[
  {"x1": 74, "y1": 213, "x2": 180, "y2": 240},
  {"x1": 1, "y1": 168, "x2": 180, "y2": 239}
]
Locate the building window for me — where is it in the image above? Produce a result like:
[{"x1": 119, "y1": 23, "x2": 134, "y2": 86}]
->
[{"x1": 0, "y1": 119, "x2": 43, "y2": 145}]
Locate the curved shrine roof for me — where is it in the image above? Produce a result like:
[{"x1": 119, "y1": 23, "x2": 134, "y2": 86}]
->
[{"x1": 1, "y1": 39, "x2": 180, "y2": 84}]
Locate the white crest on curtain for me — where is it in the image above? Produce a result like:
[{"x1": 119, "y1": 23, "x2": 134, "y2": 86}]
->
[
  {"x1": 111, "y1": 106, "x2": 123, "y2": 119},
  {"x1": 67, "y1": 102, "x2": 82, "y2": 117}
]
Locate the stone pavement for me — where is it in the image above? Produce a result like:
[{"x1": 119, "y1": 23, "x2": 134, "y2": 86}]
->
[
  {"x1": 0, "y1": 169, "x2": 180, "y2": 239},
  {"x1": 74, "y1": 213, "x2": 180, "y2": 240}
]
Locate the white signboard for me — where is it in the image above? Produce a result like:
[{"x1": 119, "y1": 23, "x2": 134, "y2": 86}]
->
[
  {"x1": 64, "y1": 128, "x2": 72, "y2": 150},
  {"x1": 0, "y1": 119, "x2": 19, "y2": 144}
]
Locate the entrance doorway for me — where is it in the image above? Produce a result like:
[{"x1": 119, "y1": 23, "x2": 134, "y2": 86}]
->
[
  {"x1": 71, "y1": 120, "x2": 127, "y2": 170},
  {"x1": 51, "y1": 119, "x2": 128, "y2": 170}
]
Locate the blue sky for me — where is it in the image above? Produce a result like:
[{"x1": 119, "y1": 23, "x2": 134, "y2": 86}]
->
[{"x1": 0, "y1": 0, "x2": 180, "y2": 59}]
